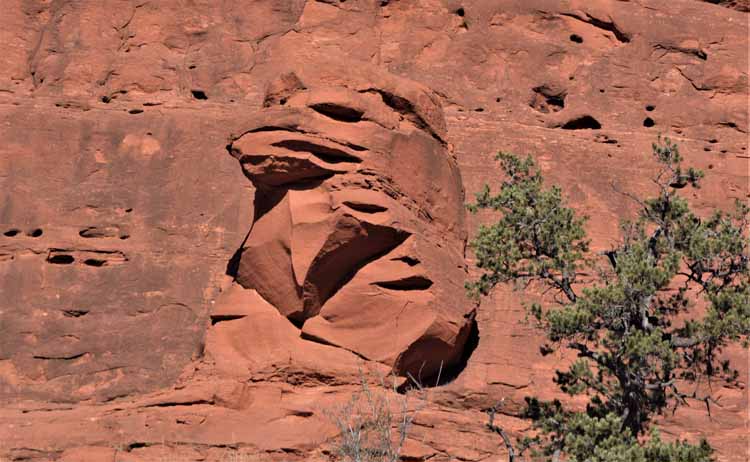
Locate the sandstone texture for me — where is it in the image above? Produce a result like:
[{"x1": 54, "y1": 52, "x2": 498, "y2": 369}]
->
[
  {"x1": 217, "y1": 65, "x2": 473, "y2": 382},
  {"x1": 0, "y1": 1, "x2": 747, "y2": 461}
]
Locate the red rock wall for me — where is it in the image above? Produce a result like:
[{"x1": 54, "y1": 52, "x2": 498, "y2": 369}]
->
[{"x1": 0, "y1": 1, "x2": 747, "y2": 461}]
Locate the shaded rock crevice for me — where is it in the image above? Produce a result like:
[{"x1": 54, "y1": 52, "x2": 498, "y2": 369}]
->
[
  {"x1": 358, "y1": 88, "x2": 447, "y2": 145},
  {"x1": 560, "y1": 12, "x2": 631, "y2": 43},
  {"x1": 558, "y1": 115, "x2": 602, "y2": 130}
]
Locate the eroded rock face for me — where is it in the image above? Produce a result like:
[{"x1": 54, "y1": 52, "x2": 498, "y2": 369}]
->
[
  {"x1": 213, "y1": 68, "x2": 475, "y2": 379},
  {"x1": 0, "y1": 1, "x2": 747, "y2": 461}
]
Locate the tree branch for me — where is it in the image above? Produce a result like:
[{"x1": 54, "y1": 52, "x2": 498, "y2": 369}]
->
[{"x1": 486, "y1": 402, "x2": 516, "y2": 462}]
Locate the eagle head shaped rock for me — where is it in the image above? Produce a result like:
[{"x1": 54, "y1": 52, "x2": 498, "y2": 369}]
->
[{"x1": 210, "y1": 64, "x2": 476, "y2": 381}]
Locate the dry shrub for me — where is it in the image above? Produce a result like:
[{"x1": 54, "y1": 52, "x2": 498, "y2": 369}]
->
[{"x1": 326, "y1": 366, "x2": 436, "y2": 462}]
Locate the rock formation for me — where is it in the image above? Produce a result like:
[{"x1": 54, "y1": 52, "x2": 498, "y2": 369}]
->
[
  {"x1": 210, "y1": 66, "x2": 475, "y2": 380},
  {"x1": 0, "y1": 0, "x2": 747, "y2": 461}
]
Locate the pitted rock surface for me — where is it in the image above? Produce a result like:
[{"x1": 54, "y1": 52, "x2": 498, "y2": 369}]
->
[{"x1": 0, "y1": 1, "x2": 747, "y2": 461}]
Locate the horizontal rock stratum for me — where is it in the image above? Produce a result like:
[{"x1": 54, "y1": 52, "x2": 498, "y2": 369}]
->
[{"x1": 0, "y1": 0, "x2": 747, "y2": 461}]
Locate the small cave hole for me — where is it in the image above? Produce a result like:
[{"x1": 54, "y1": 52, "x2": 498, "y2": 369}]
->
[
  {"x1": 374, "y1": 276, "x2": 433, "y2": 291},
  {"x1": 398, "y1": 316, "x2": 480, "y2": 391},
  {"x1": 191, "y1": 90, "x2": 208, "y2": 100},
  {"x1": 645, "y1": 105, "x2": 655, "y2": 112},
  {"x1": 391, "y1": 255, "x2": 420, "y2": 266},
  {"x1": 343, "y1": 201, "x2": 388, "y2": 213},
  {"x1": 210, "y1": 314, "x2": 247, "y2": 326},
  {"x1": 3, "y1": 229, "x2": 20, "y2": 237},
  {"x1": 561, "y1": 115, "x2": 601, "y2": 130},
  {"x1": 569, "y1": 34, "x2": 583, "y2": 43},
  {"x1": 595, "y1": 134, "x2": 618, "y2": 144},
  {"x1": 62, "y1": 309, "x2": 89, "y2": 318},
  {"x1": 28, "y1": 229, "x2": 43, "y2": 237},
  {"x1": 83, "y1": 258, "x2": 106, "y2": 267},
  {"x1": 48, "y1": 254, "x2": 75, "y2": 265},
  {"x1": 530, "y1": 86, "x2": 566, "y2": 113},
  {"x1": 643, "y1": 117, "x2": 655, "y2": 128},
  {"x1": 79, "y1": 228, "x2": 98, "y2": 238},
  {"x1": 309, "y1": 103, "x2": 364, "y2": 123}
]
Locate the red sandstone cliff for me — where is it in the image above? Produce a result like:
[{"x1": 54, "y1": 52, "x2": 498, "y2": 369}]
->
[{"x1": 0, "y1": 1, "x2": 747, "y2": 461}]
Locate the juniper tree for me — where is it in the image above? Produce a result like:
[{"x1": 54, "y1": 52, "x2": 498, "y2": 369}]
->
[{"x1": 468, "y1": 137, "x2": 749, "y2": 461}]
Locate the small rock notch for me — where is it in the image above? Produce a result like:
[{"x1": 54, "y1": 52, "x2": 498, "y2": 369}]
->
[
  {"x1": 530, "y1": 85, "x2": 566, "y2": 113},
  {"x1": 559, "y1": 115, "x2": 602, "y2": 130}
]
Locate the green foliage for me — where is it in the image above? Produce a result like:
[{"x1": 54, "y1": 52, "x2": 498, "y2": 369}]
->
[
  {"x1": 468, "y1": 137, "x2": 749, "y2": 461},
  {"x1": 466, "y1": 152, "x2": 589, "y2": 301},
  {"x1": 520, "y1": 402, "x2": 712, "y2": 462}
]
